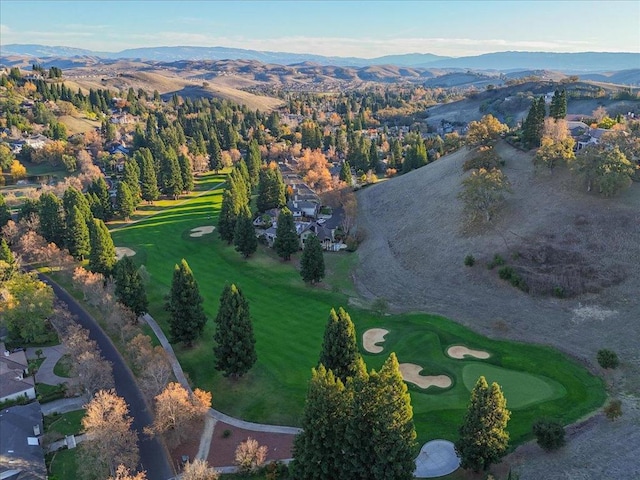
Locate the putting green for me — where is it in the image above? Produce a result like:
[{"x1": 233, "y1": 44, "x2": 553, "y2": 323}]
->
[{"x1": 462, "y1": 363, "x2": 566, "y2": 409}]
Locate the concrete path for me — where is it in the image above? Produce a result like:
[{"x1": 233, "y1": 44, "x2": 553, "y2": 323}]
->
[
  {"x1": 141, "y1": 314, "x2": 302, "y2": 435},
  {"x1": 26, "y1": 345, "x2": 72, "y2": 386},
  {"x1": 40, "y1": 396, "x2": 87, "y2": 415},
  {"x1": 47, "y1": 434, "x2": 87, "y2": 453},
  {"x1": 195, "y1": 414, "x2": 217, "y2": 460},
  {"x1": 414, "y1": 439, "x2": 461, "y2": 478}
]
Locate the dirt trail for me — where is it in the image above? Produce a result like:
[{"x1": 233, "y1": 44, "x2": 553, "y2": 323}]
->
[{"x1": 355, "y1": 142, "x2": 640, "y2": 479}]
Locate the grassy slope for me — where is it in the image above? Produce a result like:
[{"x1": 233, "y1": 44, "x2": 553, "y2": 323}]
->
[{"x1": 111, "y1": 173, "x2": 605, "y2": 445}]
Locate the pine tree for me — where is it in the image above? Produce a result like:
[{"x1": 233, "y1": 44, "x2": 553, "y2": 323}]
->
[
  {"x1": 0, "y1": 237, "x2": 15, "y2": 269},
  {"x1": 213, "y1": 283, "x2": 256, "y2": 377},
  {"x1": 256, "y1": 167, "x2": 286, "y2": 212},
  {"x1": 245, "y1": 139, "x2": 262, "y2": 189},
  {"x1": 340, "y1": 160, "x2": 353, "y2": 186},
  {"x1": 178, "y1": 153, "x2": 194, "y2": 193},
  {"x1": 369, "y1": 141, "x2": 379, "y2": 172},
  {"x1": 63, "y1": 186, "x2": 92, "y2": 224},
  {"x1": 366, "y1": 353, "x2": 417, "y2": 479},
  {"x1": 300, "y1": 234, "x2": 325, "y2": 284},
  {"x1": 522, "y1": 96, "x2": 546, "y2": 149},
  {"x1": 160, "y1": 147, "x2": 183, "y2": 199},
  {"x1": 319, "y1": 307, "x2": 360, "y2": 383},
  {"x1": 455, "y1": 376, "x2": 510, "y2": 472},
  {"x1": 234, "y1": 206, "x2": 257, "y2": 258},
  {"x1": 550, "y1": 89, "x2": 567, "y2": 119},
  {"x1": 122, "y1": 160, "x2": 141, "y2": 205},
  {"x1": 166, "y1": 259, "x2": 207, "y2": 347},
  {"x1": 0, "y1": 193, "x2": 11, "y2": 229},
  {"x1": 66, "y1": 205, "x2": 90, "y2": 260},
  {"x1": 89, "y1": 218, "x2": 116, "y2": 276},
  {"x1": 115, "y1": 182, "x2": 135, "y2": 220},
  {"x1": 291, "y1": 365, "x2": 350, "y2": 480},
  {"x1": 217, "y1": 176, "x2": 248, "y2": 245},
  {"x1": 273, "y1": 207, "x2": 299, "y2": 261},
  {"x1": 87, "y1": 176, "x2": 113, "y2": 220},
  {"x1": 235, "y1": 159, "x2": 252, "y2": 199},
  {"x1": 113, "y1": 255, "x2": 148, "y2": 317},
  {"x1": 38, "y1": 192, "x2": 65, "y2": 246},
  {"x1": 208, "y1": 134, "x2": 223, "y2": 173},
  {"x1": 139, "y1": 149, "x2": 160, "y2": 203}
]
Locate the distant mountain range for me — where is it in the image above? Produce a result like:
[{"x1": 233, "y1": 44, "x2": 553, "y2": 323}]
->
[{"x1": 1, "y1": 44, "x2": 639, "y2": 72}]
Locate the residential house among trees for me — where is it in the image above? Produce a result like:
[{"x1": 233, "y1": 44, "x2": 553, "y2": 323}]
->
[
  {"x1": 0, "y1": 343, "x2": 36, "y2": 403},
  {"x1": 0, "y1": 402, "x2": 46, "y2": 480}
]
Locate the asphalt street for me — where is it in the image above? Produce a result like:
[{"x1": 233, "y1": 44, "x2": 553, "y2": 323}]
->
[{"x1": 40, "y1": 273, "x2": 175, "y2": 480}]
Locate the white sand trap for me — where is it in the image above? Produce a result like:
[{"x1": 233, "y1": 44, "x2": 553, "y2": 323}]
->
[
  {"x1": 115, "y1": 247, "x2": 136, "y2": 261},
  {"x1": 447, "y1": 345, "x2": 490, "y2": 360},
  {"x1": 399, "y1": 363, "x2": 452, "y2": 389},
  {"x1": 362, "y1": 328, "x2": 389, "y2": 353},
  {"x1": 190, "y1": 225, "x2": 215, "y2": 237}
]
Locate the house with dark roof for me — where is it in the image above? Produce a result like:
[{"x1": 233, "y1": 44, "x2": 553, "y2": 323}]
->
[
  {"x1": 0, "y1": 344, "x2": 35, "y2": 404},
  {"x1": 0, "y1": 402, "x2": 46, "y2": 480}
]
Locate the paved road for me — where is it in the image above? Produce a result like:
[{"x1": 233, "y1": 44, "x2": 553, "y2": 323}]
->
[{"x1": 40, "y1": 274, "x2": 175, "y2": 480}]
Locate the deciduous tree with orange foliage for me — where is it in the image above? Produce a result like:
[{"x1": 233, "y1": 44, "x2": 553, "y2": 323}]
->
[{"x1": 296, "y1": 148, "x2": 332, "y2": 192}]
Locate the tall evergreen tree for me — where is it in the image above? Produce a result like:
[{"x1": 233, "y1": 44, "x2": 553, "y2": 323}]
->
[
  {"x1": 235, "y1": 159, "x2": 252, "y2": 199},
  {"x1": 319, "y1": 307, "x2": 360, "y2": 383},
  {"x1": 234, "y1": 206, "x2": 258, "y2": 258},
  {"x1": 113, "y1": 255, "x2": 148, "y2": 317},
  {"x1": 339, "y1": 160, "x2": 353, "y2": 185},
  {"x1": 300, "y1": 234, "x2": 325, "y2": 284},
  {"x1": 550, "y1": 89, "x2": 567, "y2": 119},
  {"x1": 166, "y1": 259, "x2": 207, "y2": 347},
  {"x1": 291, "y1": 365, "x2": 350, "y2": 480},
  {"x1": 38, "y1": 192, "x2": 65, "y2": 246},
  {"x1": 122, "y1": 160, "x2": 141, "y2": 205},
  {"x1": 273, "y1": 207, "x2": 299, "y2": 261},
  {"x1": 178, "y1": 152, "x2": 194, "y2": 193},
  {"x1": 159, "y1": 147, "x2": 183, "y2": 199},
  {"x1": 245, "y1": 139, "x2": 262, "y2": 189},
  {"x1": 217, "y1": 176, "x2": 247, "y2": 245},
  {"x1": 0, "y1": 193, "x2": 11, "y2": 229},
  {"x1": 213, "y1": 283, "x2": 256, "y2": 377},
  {"x1": 88, "y1": 218, "x2": 116, "y2": 276},
  {"x1": 369, "y1": 140, "x2": 379, "y2": 172},
  {"x1": 87, "y1": 176, "x2": 113, "y2": 220},
  {"x1": 208, "y1": 134, "x2": 223, "y2": 173},
  {"x1": 115, "y1": 182, "x2": 135, "y2": 220},
  {"x1": 366, "y1": 353, "x2": 417, "y2": 479},
  {"x1": 522, "y1": 96, "x2": 546, "y2": 149},
  {"x1": 66, "y1": 205, "x2": 90, "y2": 260},
  {"x1": 455, "y1": 376, "x2": 511, "y2": 472},
  {"x1": 63, "y1": 186, "x2": 92, "y2": 224},
  {"x1": 139, "y1": 149, "x2": 160, "y2": 202},
  {"x1": 256, "y1": 167, "x2": 286, "y2": 212}
]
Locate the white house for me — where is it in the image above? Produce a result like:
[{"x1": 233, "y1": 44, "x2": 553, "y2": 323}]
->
[{"x1": 0, "y1": 344, "x2": 36, "y2": 403}]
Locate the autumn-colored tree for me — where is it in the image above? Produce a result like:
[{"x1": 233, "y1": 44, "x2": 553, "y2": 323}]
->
[
  {"x1": 466, "y1": 114, "x2": 508, "y2": 146},
  {"x1": 127, "y1": 334, "x2": 171, "y2": 399},
  {"x1": 296, "y1": 149, "x2": 333, "y2": 192},
  {"x1": 571, "y1": 145, "x2": 635, "y2": 196},
  {"x1": 235, "y1": 437, "x2": 268, "y2": 474},
  {"x1": 149, "y1": 382, "x2": 211, "y2": 445},
  {"x1": 459, "y1": 168, "x2": 512, "y2": 223},
  {"x1": 80, "y1": 390, "x2": 139, "y2": 479},
  {"x1": 181, "y1": 459, "x2": 220, "y2": 480},
  {"x1": 107, "y1": 465, "x2": 147, "y2": 480}
]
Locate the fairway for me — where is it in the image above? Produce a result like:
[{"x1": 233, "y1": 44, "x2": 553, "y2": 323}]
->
[{"x1": 110, "y1": 173, "x2": 606, "y2": 445}]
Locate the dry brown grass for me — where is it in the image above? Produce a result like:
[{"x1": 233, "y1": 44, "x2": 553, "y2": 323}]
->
[{"x1": 355, "y1": 140, "x2": 640, "y2": 478}]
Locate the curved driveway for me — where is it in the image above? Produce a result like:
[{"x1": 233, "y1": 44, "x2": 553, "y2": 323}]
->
[{"x1": 40, "y1": 273, "x2": 175, "y2": 480}]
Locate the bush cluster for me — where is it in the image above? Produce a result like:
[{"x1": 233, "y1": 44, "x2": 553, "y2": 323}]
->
[
  {"x1": 532, "y1": 418, "x2": 566, "y2": 451},
  {"x1": 464, "y1": 254, "x2": 475, "y2": 267},
  {"x1": 498, "y1": 265, "x2": 529, "y2": 292},
  {"x1": 597, "y1": 349, "x2": 619, "y2": 369},
  {"x1": 487, "y1": 254, "x2": 505, "y2": 269}
]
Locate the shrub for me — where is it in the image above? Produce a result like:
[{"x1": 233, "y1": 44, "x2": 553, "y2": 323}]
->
[
  {"x1": 222, "y1": 429, "x2": 232, "y2": 438},
  {"x1": 497, "y1": 265, "x2": 528, "y2": 292},
  {"x1": 604, "y1": 399, "x2": 622, "y2": 420},
  {"x1": 532, "y1": 418, "x2": 565, "y2": 451},
  {"x1": 235, "y1": 437, "x2": 267, "y2": 474},
  {"x1": 498, "y1": 266, "x2": 515, "y2": 280},
  {"x1": 462, "y1": 146, "x2": 505, "y2": 172},
  {"x1": 597, "y1": 349, "x2": 619, "y2": 369},
  {"x1": 487, "y1": 254, "x2": 505, "y2": 269},
  {"x1": 464, "y1": 254, "x2": 475, "y2": 267},
  {"x1": 553, "y1": 286, "x2": 565, "y2": 298}
]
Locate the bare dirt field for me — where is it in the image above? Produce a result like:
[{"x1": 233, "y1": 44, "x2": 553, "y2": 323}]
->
[{"x1": 355, "y1": 141, "x2": 640, "y2": 479}]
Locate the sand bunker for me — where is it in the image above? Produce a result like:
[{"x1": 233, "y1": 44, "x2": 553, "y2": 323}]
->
[
  {"x1": 190, "y1": 225, "x2": 215, "y2": 237},
  {"x1": 362, "y1": 328, "x2": 389, "y2": 353},
  {"x1": 399, "y1": 363, "x2": 452, "y2": 389},
  {"x1": 447, "y1": 345, "x2": 490, "y2": 360},
  {"x1": 115, "y1": 247, "x2": 136, "y2": 261}
]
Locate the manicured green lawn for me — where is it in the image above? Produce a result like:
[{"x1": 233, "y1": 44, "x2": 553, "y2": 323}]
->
[
  {"x1": 47, "y1": 448, "x2": 77, "y2": 479},
  {"x1": 52, "y1": 355, "x2": 73, "y2": 378},
  {"x1": 44, "y1": 409, "x2": 85, "y2": 437},
  {"x1": 111, "y1": 173, "x2": 606, "y2": 446}
]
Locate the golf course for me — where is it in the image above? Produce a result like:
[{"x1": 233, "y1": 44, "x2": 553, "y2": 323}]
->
[{"x1": 110, "y1": 172, "x2": 605, "y2": 445}]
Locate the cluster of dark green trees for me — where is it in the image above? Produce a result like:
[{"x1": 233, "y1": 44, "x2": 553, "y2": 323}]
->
[
  {"x1": 291, "y1": 307, "x2": 417, "y2": 480},
  {"x1": 165, "y1": 259, "x2": 257, "y2": 377},
  {"x1": 18, "y1": 186, "x2": 116, "y2": 275},
  {"x1": 522, "y1": 89, "x2": 567, "y2": 148}
]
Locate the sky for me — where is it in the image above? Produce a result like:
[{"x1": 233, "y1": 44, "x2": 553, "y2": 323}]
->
[{"x1": 1, "y1": 0, "x2": 639, "y2": 58}]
